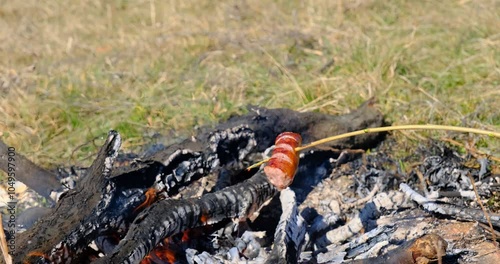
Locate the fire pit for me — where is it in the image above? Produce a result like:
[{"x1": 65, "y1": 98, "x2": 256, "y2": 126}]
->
[{"x1": 2, "y1": 99, "x2": 499, "y2": 264}]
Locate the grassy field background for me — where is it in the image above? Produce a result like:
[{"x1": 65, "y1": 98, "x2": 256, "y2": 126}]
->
[{"x1": 0, "y1": 0, "x2": 499, "y2": 169}]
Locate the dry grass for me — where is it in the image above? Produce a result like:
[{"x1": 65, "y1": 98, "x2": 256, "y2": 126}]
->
[{"x1": 0, "y1": 0, "x2": 499, "y2": 169}]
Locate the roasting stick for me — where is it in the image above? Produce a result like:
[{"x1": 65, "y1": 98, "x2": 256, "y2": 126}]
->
[
  {"x1": 248, "y1": 124, "x2": 500, "y2": 171},
  {"x1": 257, "y1": 125, "x2": 500, "y2": 250}
]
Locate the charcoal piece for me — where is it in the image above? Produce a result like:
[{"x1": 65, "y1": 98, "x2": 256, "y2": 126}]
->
[
  {"x1": 418, "y1": 144, "x2": 472, "y2": 192},
  {"x1": 39, "y1": 151, "x2": 198, "y2": 263},
  {"x1": 235, "y1": 231, "x2": 266, "y2": 259},
  {"x1": 212, "y1": 168, "x2": 235, "y2": 192},
  {"x1": 153, "y1": 149, "x2": 207, "y2": 194},
  {"x1": 207, "y1": 125, "x2": 257, "y2": 168}
]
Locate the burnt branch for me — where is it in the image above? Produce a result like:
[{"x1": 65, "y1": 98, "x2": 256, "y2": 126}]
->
[
  {"x1": 400, "y1": 183, "x2": 500, "y2": 227},
  {"x1": 93, "y1": 172, "x2": 277, "y2": 263},
  {"x1": 13, "y1": 131, "x2": 122, "y2": 263}
]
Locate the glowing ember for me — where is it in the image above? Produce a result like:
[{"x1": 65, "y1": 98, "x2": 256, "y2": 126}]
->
[{"x1": 134, "y1": 188, "x2": 157, "y2": 213}]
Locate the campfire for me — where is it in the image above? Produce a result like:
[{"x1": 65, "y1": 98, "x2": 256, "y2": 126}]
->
[{"x1": 2, "y1": 99, "x2": 499, "y2": 263}]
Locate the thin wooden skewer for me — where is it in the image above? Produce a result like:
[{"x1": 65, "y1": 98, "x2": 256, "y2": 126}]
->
[{"x1": 247, "y1": 124, "x2": 500, "y2": 170}]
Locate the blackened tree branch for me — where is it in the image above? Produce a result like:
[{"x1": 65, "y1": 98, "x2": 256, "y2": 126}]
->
[{"x1": 13, "y1": 131, "x2": 121, "y2": 263}]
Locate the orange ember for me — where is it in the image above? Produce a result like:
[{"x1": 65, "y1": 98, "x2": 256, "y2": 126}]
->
[
  {"x1": 134, "y1": 188, "x2": 157, "y2": 213},
  {"x1": 142, "y1": 245, "x2": 176, "y2": 264},
  {"x1": 182, "y1": 230, "x2": 190, "y2": 242},
  {"x1": 25, "y1": 251, "x2": 50, "y2": 263},
  {"x1": 200, "y1": 213, "x2": 209, "y2": 224}
]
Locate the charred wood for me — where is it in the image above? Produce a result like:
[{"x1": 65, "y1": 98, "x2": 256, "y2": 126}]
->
[
  {"x1": 265, "y1": 188, "x2": 306, "y2": 264},
  {"x1": 13, "y1": 131, "x2": 122, "y2": 263},
  {"x1": 93, "y1": 172, "x2": 277, "y2": 264},
  {"x1": 400, "y1": 183, "x2": 500, "y2": 228}
]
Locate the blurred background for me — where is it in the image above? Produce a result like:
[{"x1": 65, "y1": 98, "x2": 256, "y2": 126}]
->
[{"x1": 0, "y1": 0, "x2": 499, "y2": 169}]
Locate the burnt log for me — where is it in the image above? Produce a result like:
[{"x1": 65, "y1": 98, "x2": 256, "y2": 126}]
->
[
  {"x1": 12, "y1": 131, "x2": 122, "y2": 263},
  {"x1": 93, "y1": 171, "x2": 276, "y2": 264},
  {"x1": 14, "y1": 101, "x2": 385, "y2": 263}
]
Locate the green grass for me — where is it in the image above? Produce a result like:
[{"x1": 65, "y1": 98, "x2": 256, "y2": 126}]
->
[{"x1": 0, "y1": 0, "x2": 499, "y2": 169}]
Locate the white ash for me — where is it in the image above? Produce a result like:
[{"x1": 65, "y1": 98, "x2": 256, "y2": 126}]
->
[
  {"x1": 353, "y1": 240, "x2": 389, "y2": 260},
  {"x1": 155, "y1": 149, "x2": 206, "y2": 194},
  {"x1": 266, "y1": 188, "x2": 306, "y2": 263},
  {"x1": 227, "y1": 247, "x2": 240, "y2": 262},
  {"x1": 316, "y1": 224, "x2": 394, "y2": 263},
  {"x1": 315, "y1": 191, "x2": 411, "y2": 249},
  {"x1": 186, "y1": 249, "x2": 226, "y2": 264},
  {"x1": 478, "y1": 157, "x2": 489, "y2": 180},
  {"x1": 103, "y1": 132, "x2": 121, "y2": 178},
  {"x1": 400, "y1": 183, "x2": 500, "y2": 227},
  {"x1": 308, "y1": 212, "x2": 340, "y2": 238},
  {"x1": 160, "y1": 149, "x2": 193, "y2": 166},
  {"x1": 235, "y1": 231, "x2": 266, "y2": 259},
  {"x1": 420, "y1": 153, "x2": 473, "y2": 192},
  {"x1": 427, "y1": 190, "x2": 477, "y2": 200}
]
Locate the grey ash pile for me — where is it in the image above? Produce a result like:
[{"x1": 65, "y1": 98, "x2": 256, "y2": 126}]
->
[{"x1": 1, "y1": 100, "x2": 499, "y2": 264}]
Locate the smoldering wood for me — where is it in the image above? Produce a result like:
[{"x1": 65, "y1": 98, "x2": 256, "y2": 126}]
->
[
  {"x1": 93, "y1": 102, "x2": 385, "y2": 263},
  {"x1": 8, "y1": 101, "x2": 500, "y2": 264},
  {"x1": 94, "y1": 172, "x2": 276, "y2": 263},
  {"x1": 12, "y1": 131, "x2": 122, "y2": 263},
  {"x1": 13, "y1": 102, "x2": 385, "y2": 263}
]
